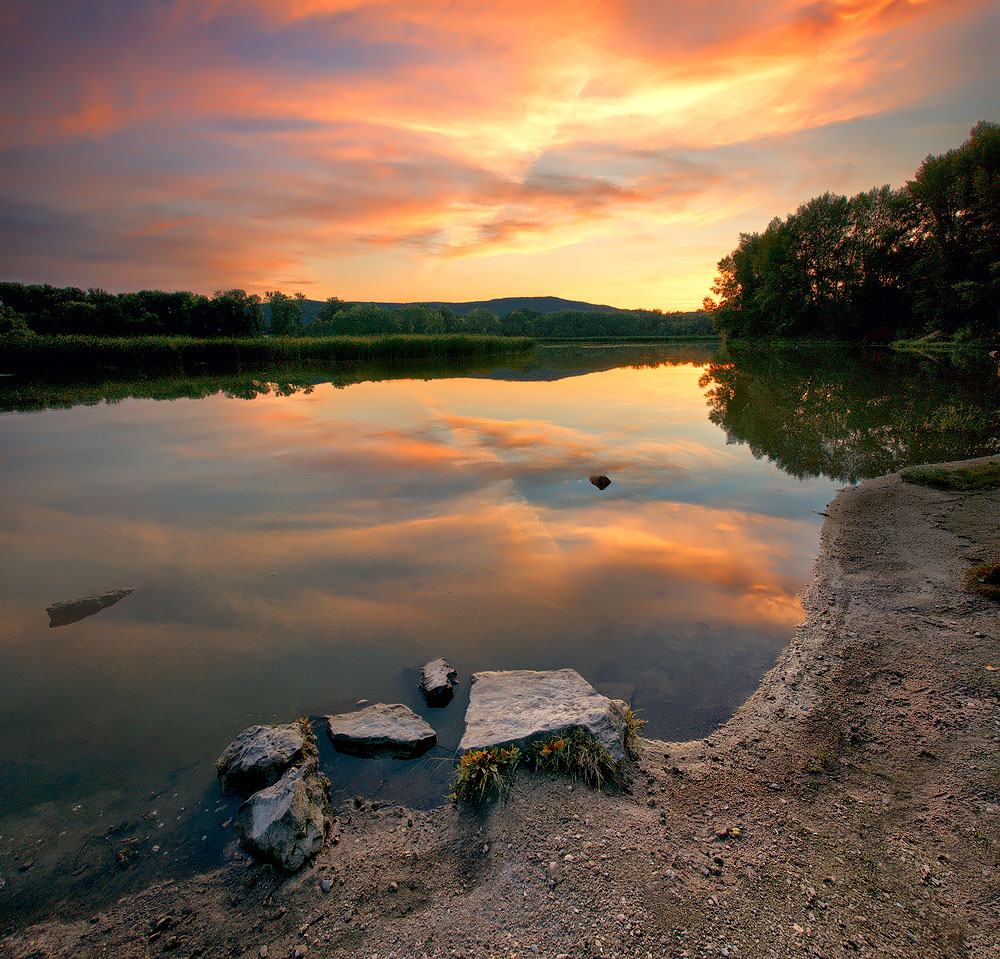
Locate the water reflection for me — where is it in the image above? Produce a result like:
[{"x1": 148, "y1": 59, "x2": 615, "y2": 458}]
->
[
  {"x1": 8, "y1": 341, "x2": 996, "y2": 921},
  {"x1": 701, "y1": 343, "x2": 1000, "y2": 482}
]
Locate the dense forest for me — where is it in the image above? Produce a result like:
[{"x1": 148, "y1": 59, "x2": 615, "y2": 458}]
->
[
  {"x1": 706, "y1": 121, "x2": 1000, "y2": 342},
  {"x1": 0, "y1": 283, "x2": 713, "y2": 341}
]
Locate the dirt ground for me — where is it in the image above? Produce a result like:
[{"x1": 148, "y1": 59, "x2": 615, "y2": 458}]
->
[{"x1": 3, "y1": 459, "x2": 1000, "y2": 959}]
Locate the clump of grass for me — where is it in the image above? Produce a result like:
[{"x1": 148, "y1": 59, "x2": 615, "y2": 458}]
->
[
  {"x1": 622, "y1": 705, "x2": 646, "y2": 755},
  {"x1": 451, "y1": 745, "x2": 521, "y2": 804},
  {"x1": 965, "y1": 560, "x2": 1000, "y2": 600},
  {"x1": 530, "y1": 729, "x2": 620, "y2": 790},
  {"x1": 901, "y1": 460, "x2": 1000, "y2": 491}
]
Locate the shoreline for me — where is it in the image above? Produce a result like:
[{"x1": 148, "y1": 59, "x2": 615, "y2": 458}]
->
[{"x1": 4, "y1": 460, "x2": 999, "y2": 958}]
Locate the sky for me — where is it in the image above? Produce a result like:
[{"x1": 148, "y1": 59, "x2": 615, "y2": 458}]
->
[{"x1": 1, "y1": 0, "x2": 998, "y2": 310}]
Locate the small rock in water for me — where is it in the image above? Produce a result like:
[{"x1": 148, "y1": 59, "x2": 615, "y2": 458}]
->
[
  {"x1": 589, "y1": 474, "x2": 611, "y2": 491},
  {"x1": 216, "y1": 721, "x2": 318, "y2": 795},
  {"x1": 326, "y1": 703, "x2": 436, "y2": 758},
  {"x1": 419, "y1": 658, "x2": 458, "y2": 707},
  {"x1": 46, "y1": 587, "x2": 135, "y2": 628}
]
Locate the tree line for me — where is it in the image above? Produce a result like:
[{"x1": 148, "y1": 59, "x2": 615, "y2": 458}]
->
[
  {"x1": 0, "y1": 282, "x2": 714, "y2": 340},
  {"x1": 706, "y1": 121, "x2": 1000, "y2": 341}
]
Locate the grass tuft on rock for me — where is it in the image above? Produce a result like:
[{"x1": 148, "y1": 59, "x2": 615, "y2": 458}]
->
[
  {"x1": 965, "y1": 560, "x2": 1000, "y2": 600},
  {"x1": 451, "y1": 745, "x2": 521, "y2": 804},
  {"x1": 901, "y1": 461, "x2": 1000, "y2": 491}
]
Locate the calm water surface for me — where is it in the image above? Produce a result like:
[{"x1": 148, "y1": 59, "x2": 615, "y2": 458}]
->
[{"x1": 1, "y1": 342, "x2": 997, "y2": 920}]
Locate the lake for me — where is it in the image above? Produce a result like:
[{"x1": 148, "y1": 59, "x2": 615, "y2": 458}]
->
[{"x1": 1, "y1": 341, "x2": 997, "y2": 921}]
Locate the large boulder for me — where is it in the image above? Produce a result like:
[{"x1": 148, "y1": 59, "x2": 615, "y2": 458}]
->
[
  {"x1": 46, "y1": 587, "x2": 135, "y2": 628},
  {"x1": 459, "y1": 669, "x2": 628, "y2": 761},
  {"x1": 326, "y1": 703, "x2": 436, "y2": 758},
  {"x1": 419, "y1": 658, "x2": 458, "y2": 706},
  {"x1": 235, "y1": 763, "x2": 332, "y2": 872},
  {"x1": 216, "y1": 720, "x2": 318, "y2": 795}
]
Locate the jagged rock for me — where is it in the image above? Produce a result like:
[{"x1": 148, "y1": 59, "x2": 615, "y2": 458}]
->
[
  {"x1": 589, "y1": 474, "x2": 612, "y2": 490},
  {"x1": 419, "y1": 658, "x2": 458, "y2": 706},
  {"x1": 325, "y1": 703, "x2": 436, "y2": 758},
  {"x1": 459, "y1": 669, "x2": 628, "y2": 761},
  {"x1": 46, "y1": 587, "x2": 135, "y2": 628},
  {"x1": 235, "y1": 763, "x2": 332, "y2": 872},
  {"x1": 216, "y1": 720, "x2": 318, "y2": 795}
]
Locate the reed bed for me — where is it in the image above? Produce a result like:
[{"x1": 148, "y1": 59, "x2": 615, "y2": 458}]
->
[{"x1": 0, "y1": 334, "x2": 534, "y2": 380}]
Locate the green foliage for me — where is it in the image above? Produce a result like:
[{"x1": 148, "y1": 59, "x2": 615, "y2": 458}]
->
[
  {"x1": 451, "y1": 745, "x2": 521, "y2": 803},
  {"x1": 266, "y1": 290, "x2": 305, "y2": 335},
  {"x1": 710, "y1": 122, "x2": 1000, "y2": 341},
  {"x1": 529, "y1": 730, "x2": 620, "y2": 790},
  {"x1": 965, "y1": 560, "x2": 1000, "y2": 600},
  {"x1": 0, "y1": 283, "x2": 266, "y2": 338},
  {"x1": 901, "y1": 461, "x2": 1000, "y2": 491},
  {"x1": 622, "y1": 705, "x2": 646, "y2": 754},
  {"x1": 0, "y1": 333, "x2": 534, "y2": 381}
]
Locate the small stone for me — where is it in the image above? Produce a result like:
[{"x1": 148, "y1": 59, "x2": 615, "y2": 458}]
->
[
  {"x1": 259, "y1": 947, "x2": 268, "y2": 958},
  {"x1": 216, "y1": 721, "x2": 317, "y2": 795},
  {"x1": 419, "y1": 658, "x2": 459, "y2": 706},
  {"x1": 321, "y1": 879, "x2": 332, "y2": 894},
  {"x1": 389, "y1": 881, "x2": 399, "y2": 892},
  {"x1": 326, "y1": 704, "x2": 437, "y2": 758},
  {"x1": 235, "y1": 764, "x2": 333, "y2": 872},
  {"x1": 589, "y1": 474, "x2": 612, "y2": 491},
  {"x1": 291, "y1": 946, "x2": 307, "y2": 958}
]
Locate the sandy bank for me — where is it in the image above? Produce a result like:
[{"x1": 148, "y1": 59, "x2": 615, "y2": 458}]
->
[{"x1": 4, "y1": 460, "x2": 1000, "y2": 958}]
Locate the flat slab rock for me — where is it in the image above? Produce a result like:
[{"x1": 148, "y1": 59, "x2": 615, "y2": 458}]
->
[
  {"x1": 235, "y1": 763, "x2": 332, "y2": 872},
  {"x1": 216, "y1": 721, "x2": 317, "y2": 795},
  {"x1": 459, "y1": 668, "x2": 628, "y2": 761},
  {"x1": 46, "y1": 587, "x2": 135, "y2": 628},
  {"x1": 419, "y1": 657, "x2": 458, "y2": 706},
  {"x1": 326, "y1": 703, "x2": 436, "y2": 758}
]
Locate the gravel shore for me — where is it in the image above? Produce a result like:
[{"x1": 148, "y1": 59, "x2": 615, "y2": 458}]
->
[{"x1": 5, "y1": 460, "x2": 1000, "y2": 959}]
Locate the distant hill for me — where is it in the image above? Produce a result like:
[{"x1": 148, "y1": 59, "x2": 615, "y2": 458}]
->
[{"x1": 294, "y1": 295, "x2": 634, "y2": 322}]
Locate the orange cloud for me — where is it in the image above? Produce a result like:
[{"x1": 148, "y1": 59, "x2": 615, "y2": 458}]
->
[{"x1": 1, "y1": 0, "x2": 994, "y2": 305}]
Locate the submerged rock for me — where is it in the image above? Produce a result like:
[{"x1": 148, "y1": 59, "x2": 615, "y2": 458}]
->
[
  {"x1": 419, "y1": 658, "x2": 458, "y2": 706},
  {"x1": 326, "y1": 703, "x2": 436, "y2": 758},
  {"x1": 589, "y1": 474, "x2": 612, "y2": 491},
  {"x1": 217, "y1": 720, "x2": 318, "y2": 795},
  {"x1": 235, "y1": 763, "x2": 332, "y2": 872},
  {"x1": 459, "y1": 668, "x2": 628, "y2": 761},
  {"x1": 46, "y1": 587, "x2": 135, "y2": 628}
]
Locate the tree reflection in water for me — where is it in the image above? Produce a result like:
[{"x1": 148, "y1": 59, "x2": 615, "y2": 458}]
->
[{"x1": 700, "y1": 344, "x2": 1000, "y2": 483}]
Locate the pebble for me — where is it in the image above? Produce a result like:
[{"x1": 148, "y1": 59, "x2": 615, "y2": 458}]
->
[
  {"x1": 321, "y1": 879, "x2": 332, "y2": 894},
  {"x1": 291, "y1": 946, "x2": 307, "y2": 958},
  {"x1": 259, "y1": 947, "x2": 267, "y2": 958}
]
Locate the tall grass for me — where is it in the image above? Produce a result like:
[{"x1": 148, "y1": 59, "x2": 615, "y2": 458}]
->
[{"x1": 0, "y1": 333, "x2": 534, "y2": 381}]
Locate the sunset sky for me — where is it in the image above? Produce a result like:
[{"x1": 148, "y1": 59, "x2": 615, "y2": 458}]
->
[{"x1": 1, "y1": 0, "x2": 998, "y2": 310}]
